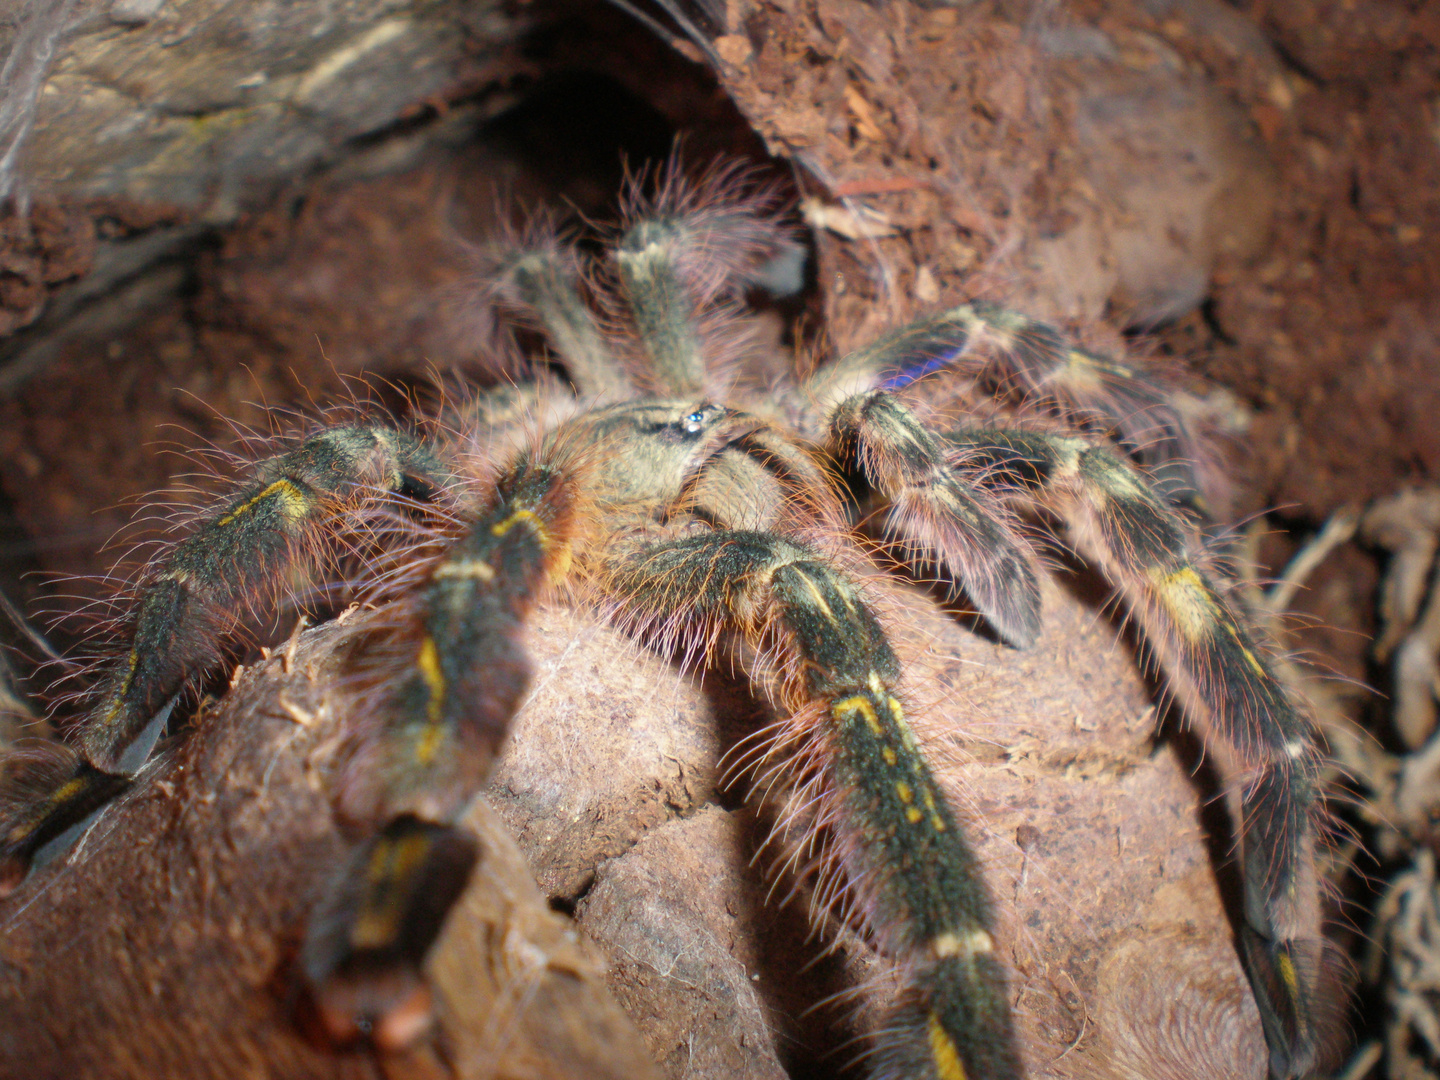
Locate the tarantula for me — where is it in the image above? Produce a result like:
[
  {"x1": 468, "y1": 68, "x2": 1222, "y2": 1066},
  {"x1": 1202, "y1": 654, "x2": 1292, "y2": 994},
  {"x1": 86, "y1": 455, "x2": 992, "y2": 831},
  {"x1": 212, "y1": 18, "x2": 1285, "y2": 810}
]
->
[{"x1": 0, "y1": 166, "x2": 1322, "y2": 1078}]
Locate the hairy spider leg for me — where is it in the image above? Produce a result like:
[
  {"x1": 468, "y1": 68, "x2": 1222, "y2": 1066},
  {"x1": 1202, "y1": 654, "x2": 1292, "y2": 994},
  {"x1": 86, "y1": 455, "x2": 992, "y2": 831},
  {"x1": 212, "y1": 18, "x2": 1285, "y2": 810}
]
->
[
  {"x1": 828, "y1": 388, "x2": 1042, "y2": 649},
  {"x1": 616, "y1": 217, "x2": 708, "y2": 397},
  {"x1": 804, "y1": 302, "x2": 1202, "y2": 507},
  {"x1": 944, "y1": 425, "x2": 1321, "y2": 1079},
  {"x1": 305, "y1": 459, "x2": 576, "y2": 1049},
  {"x1": 0, "y1": 750, "x2": 133, "y2": 891},
  {"x1": 499, "y1": 249, "x2": 632, "y2": 401},
  {"x1": 610, "y1": 531, "x2": 1022, "y2": 1080},
  {"x1": 614, "y1": 173, "x2": 791, "y2": 398},
  {"x1": 0, "y1": 425, "x2": 453, "y2": 892}
]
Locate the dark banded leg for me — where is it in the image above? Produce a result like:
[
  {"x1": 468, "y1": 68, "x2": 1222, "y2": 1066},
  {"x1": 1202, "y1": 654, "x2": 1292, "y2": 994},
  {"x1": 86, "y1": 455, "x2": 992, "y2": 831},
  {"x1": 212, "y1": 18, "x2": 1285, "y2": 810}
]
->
[
  {"x1": 0, "y1": 748, "x2": 133, "y2": 892},
  {"x1": 499, "y1": 249, "x2": 632, "y2": 401},
  {"x1": 304, "y1": 459, "x2": 576, "y2": 1048},
  {"x1": 611, "y1": 530, "x2": 1021, "y2": 1079},
  {"x1": 616, "y1": 220, "x2": 704, "y2": 396},
  {"x1": 804, "y1": 301, "x2": 1200, "y2": 506},
  {"x1": 0, "y1": 426, "x2": 452, "y2": 892},
  {"x1": 946, "y1": 425, "x2": 1321, "y2": 1078},
  {"x1": 828, "y1": 388, "x2": 1041, "y2": 648},
  {"x1": 615, "y1": 187, "x2": 788, "y2": 398}
]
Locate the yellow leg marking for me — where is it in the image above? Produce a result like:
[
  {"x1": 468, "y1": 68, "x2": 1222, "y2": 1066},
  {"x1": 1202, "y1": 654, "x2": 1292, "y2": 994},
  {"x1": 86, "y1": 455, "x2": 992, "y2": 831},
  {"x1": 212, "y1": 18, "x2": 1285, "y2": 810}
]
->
[
  {"x1": 433, "y1": 558, "x2": 496, "y2": 582},
  {"x1": 1059, "y1": 349, "x2": 1109, "y2": 396},
  {"x1": 923, "y1": 784, "x2": 946, "y2": 828},
  {"x1": 1149, "y1": 566, "x2": 1221, "y2": 644},
  {"x1": 414, "y1": 723, "x2": 448, "y2": 766},
  {"x1": 882, "y1": 747, "x2": 898, "y2": 766},
  {"x1": 417, "y1": 637, "x2": 445, "y2": 713},
  {"x1": 932, "y1": 929, "x2": 994, "y2": 959},
  {"x1": 414, "y1": 635, "x2": 449, "y2": 764},
  {"x1": 0, "y1": 775, "x2": 89, "y2": 845},
  {"x1": 216, "y1": 479, "x2": 312, "y2": 527},
  {"x1": 1224, "y1": 622, "x2": 1270, "y2": 678},
  {"x1": 926, "y1": 1012, "x2": 968, "y2": 1080},
  {"x1": 1089, "y1": 453, "x2": 1149, "y2": 499},
  {"x1": 351, "y1": 832, "x2": 431, "y2": 949},
  {"x1": 833, "y1": 695, "x2": 883, "y2": 736},
  {"x1": 417, "y1": 630, "x2": 443, "y2": 714},
  {"x1": 898, "y1": 780, "x2": 940, "y2": 827},
  {"x1": 491, "y1": 508, "x2": 571, "y2": 582},
  {"x1": 1276, "y1": 946, "x2": 1299, "y2": 1000},
  {"x1": 793, "y1": 568, "x2": 836, "y2": 624},
  {"x1": 46, "y1": 776, "x2": 89, "y2": 808},
  {"x1": 1070, "y1": 348, "x2": 1134, "y2": 379},
  {"x1": 491, "y1": 508, "x2": 547, "y2": 541},
  {"x1": 98, "y1": 651, "x2": 142, "y2": 728}
]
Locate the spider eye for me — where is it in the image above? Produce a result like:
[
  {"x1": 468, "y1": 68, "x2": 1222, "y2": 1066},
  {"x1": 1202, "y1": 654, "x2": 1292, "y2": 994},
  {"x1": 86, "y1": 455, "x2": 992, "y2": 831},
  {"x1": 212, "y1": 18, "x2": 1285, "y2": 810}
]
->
[{"x1": 681, "y1": 408, "x2": 710, "y2": 433}]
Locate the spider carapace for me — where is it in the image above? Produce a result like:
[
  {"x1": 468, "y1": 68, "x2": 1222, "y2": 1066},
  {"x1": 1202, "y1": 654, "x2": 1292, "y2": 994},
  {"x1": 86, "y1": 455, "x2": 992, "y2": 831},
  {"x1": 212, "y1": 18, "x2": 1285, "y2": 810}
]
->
[{"x1": 0, "y1": 165, "x2": 1324, "y2": 1077}]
